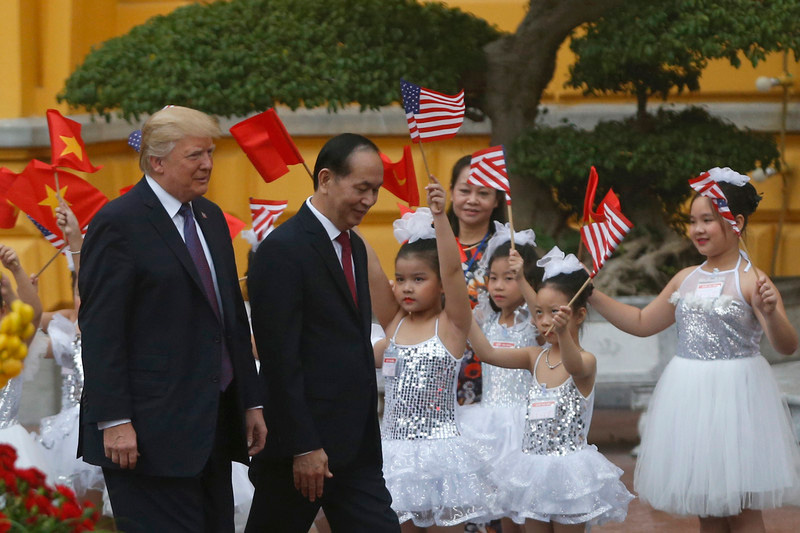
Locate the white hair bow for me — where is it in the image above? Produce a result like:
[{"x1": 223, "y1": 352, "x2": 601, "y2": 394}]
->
[
  {"x1": 536, "y1": 246, "x2": 584, "y2": 281},
  {"x1": 393, "y1": 208, "x2": 436, "y2": 244},
  {"x1": 480, "y1": 221, "x2": 537, "y2": 268},
  {"x1": 706, "y1": 167, "x2": 750, "y2": 187}
]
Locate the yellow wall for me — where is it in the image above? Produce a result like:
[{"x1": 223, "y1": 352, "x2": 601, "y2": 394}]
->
[{"x1": 2, "y1": 0, "x2": 800, "y2": 310}]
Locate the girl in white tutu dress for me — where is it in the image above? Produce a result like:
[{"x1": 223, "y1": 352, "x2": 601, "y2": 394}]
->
[
  {"x1": 367, "y1": 178, "x2": 499, "y2": 531},
  {"x1": 469, "y1": 247, "x2": 633, "y2": 531},
  {"x1": 589, "y1": 167, "x2": 800, "y2": 532},
  {"x1": 458, "y1": 224, "x2": 541, "y2": 532}
]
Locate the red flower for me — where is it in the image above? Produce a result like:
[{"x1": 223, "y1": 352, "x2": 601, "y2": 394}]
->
[
  {"x1": 0, "y1": 444, "x2": 17, "y2": 469},
  {"x1": 0, "y1": 471, "x2": 16, "y2": 493},
  {"x1": 464, "y1": 362, "x2": 482, "y2": 379},
  {"x1": 56, "y1": 484, "x2": 78, "y2": 502},
  {"x1": 0, "y1": 519, "x2": 9, "y2": 533},
  {"x1": 58, "y1": 500, "x2": 82, "y2": 520},
  {"x1": 16, "y1": 467, "x2": 46, "y2": 489}
]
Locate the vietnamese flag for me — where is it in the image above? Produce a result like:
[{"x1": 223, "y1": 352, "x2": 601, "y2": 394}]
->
[
  {"x1": 224, "y1": 212, "x2": 246, "y2": 240},
  {"x1": 0, "y1": 168, "x2": 19, "y2": 229},
  {"x1": 381, "y1": 146, "x2": 419, "y2": 207},
  {"x1": 4, "y1": 159, "x2": 108, "y2": 236},
  {"x1": 46, "y1": 109, "x2": 102, "y2": 173},
  {"x1": 230, "y1": 109, "x2": 304, "y2": 183}
]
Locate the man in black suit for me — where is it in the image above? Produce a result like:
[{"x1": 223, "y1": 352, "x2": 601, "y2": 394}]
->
[
  {"x1": 246, "y1": 134, "x2": 400, "y2": 532},
  {"x1": 78, "y1": 106, "x2": 267, "y2": 533}
]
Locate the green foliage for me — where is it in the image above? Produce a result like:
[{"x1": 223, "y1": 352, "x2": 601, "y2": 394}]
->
[
  {"x1": 59, "y1": 0, "x2": 501, "y2": 120},
  {"x1": 568, "y1": 0, "x2": 800, "y2": 100},
  {"x1": 509, "y1": 107, "x2": 780, "y2": 229}
]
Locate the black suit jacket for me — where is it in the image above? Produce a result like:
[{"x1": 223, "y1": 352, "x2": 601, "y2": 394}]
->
[
  {"x1": 248, "y1": 202, "x2": 381, "y2": 470},
  {"x1": 78, "y1": 178, "x2": 262, "y2": 477}
]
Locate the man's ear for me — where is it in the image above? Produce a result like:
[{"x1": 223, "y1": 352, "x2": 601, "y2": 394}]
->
[
  {"x1": 149, "y1": 155, "x2": 164, "y2": 174},
  {"x1": 317, "y1": 168, "x2": 333, "y2": 192}
]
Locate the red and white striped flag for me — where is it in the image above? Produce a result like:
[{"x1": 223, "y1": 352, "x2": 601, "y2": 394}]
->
[
  {"x1": 581, "y1": 202, "x2": 633, "y2": 277},
  {"x1": 27, "y1": 214, "x2": 87, "y2": 252},
  {"x1": 250, "y1": 198, "x2": 288, "y2": 242},
  {"x1": 400, "y1": 79, "x2": 465, "y2": 143},
  {"x1": 468, "y1": 146, "x2": 510, "y2": 204},
  {"x1": 688, "y1": 172, "x2": 741, "y2": 236}
]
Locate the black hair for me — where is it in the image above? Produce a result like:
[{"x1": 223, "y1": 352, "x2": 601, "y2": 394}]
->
[
  {"x1": 691, "y1": 180, "x2": 762, "y2": 231},
  {"x1": 540, "y1": 269, "x2": 593, "y2": 312},
  {"x1": 396, "y1": 238, "x2": 440, "y2": 279},
  {"x1": 312, "y1": 133, "x2": 380, "y2": 190},
  {"x1": 446, "y1": 155, "x2": 507, "y2": 236},
  {"x1": 486, "y1": 242, "x2": 543, "y2": 312}
]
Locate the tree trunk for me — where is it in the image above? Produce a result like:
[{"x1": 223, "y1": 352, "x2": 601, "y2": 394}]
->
[{"x1": 482, "y1": 0, "x2": 629, "y2": 236}]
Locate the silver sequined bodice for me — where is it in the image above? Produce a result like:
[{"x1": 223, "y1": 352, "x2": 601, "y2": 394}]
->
[
  {"x1": 382, "y1": 329, "x2": 461, "y2": 441},
  {"x1": 49, "y1": 315, "x2": 84, "y2": 409},
  {"x1": 522, "y1": 352, "x2": 594, "y2": 456},
  {"x1": 480, "y1": 310, "x2": 535, "y2": 408},
  {"x1": 0, "y1": 376, "x2": 23, "y2": 429},
  {"x1": 672, "y1": 259, "x2": 762, "y2": 361}
]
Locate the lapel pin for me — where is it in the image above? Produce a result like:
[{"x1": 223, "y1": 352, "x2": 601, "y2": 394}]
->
[{"x1": 201, "y1": 211, "x2": 207, "y2": 219}]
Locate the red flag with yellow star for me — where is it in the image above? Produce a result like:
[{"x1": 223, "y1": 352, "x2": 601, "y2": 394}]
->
[
  {"x1": 380, "y1": 146, "x2": 419, "y2": 207},
  {"x1": 46, "y1": 109, "x2": 102, "y2": 173},
  {"x1": 0, "y1": 168, "x2": 20, "y2": 229},
  {"x1": 4, "y1": 159, "x2": 108, "y2": 236}
]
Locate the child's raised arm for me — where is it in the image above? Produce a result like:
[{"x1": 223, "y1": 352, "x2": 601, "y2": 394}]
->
[
  {"x1": 468, "y1": 317, "x2": 535, "y2": 371},
  {"x1": 427, "y1": 176, "x2": 471, "y2": 335},
  {"x1": 752, "y1": 271, "x2": 798, "y2": 355},
  {"x1": 508, "y1": 249, "x2": 537, "y2": 310},
  {"x1": 56, "y1": 199, "x2": 82, "y2": 275},
  {"x1": 357, "y1": 229, "x2": 400, "y2": 330},
  {"x1": 552, "y1": 305, "x2": 596, "y2": 384},
  {"x1": 0, "y1": 245, "x2": 42, "y2": 329}
]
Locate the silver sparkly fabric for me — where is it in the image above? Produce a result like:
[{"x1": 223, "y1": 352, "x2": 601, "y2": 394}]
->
[
  {"x1": 480, "y1": 309, "x2": 535, "y2": 408},
  {"x1": 522, "y1": 366, "x2": 593, "y2": 456},
  {"x1": 59, "y1": 334, "x2": 84, "y2": 409},
  {"x1": 0, "y1": 376, "x2": 23, "y2": 430},
  {"x1": 382, "y1": 337, "x2": 460, "y2": 441},
  {"x1": 672, "y1": 261, "x2": 762, "y2": 361}
]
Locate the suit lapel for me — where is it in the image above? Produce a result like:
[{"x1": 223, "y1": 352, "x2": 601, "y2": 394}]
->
[
  {"x1": 298, "y1": 204, "x2": 360, "y2": 316},
  {"x1": 193, "y1": 200, "x2": 232, "y2": 323},
  {"x1": 135, "y1": 179, "x2": 220, "y2": 321}
]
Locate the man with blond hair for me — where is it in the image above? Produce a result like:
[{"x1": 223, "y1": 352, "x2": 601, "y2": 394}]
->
[{"x1": 79, "y1": 105, "x2": 266, "y2": 532}]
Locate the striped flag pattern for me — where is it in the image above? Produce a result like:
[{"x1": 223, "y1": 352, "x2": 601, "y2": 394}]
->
[
  {"x1": 468, "y1": 146, "x2": 510, "y2": 204},
  {"x1": 581, "y1": 203, "x2": 633, "y2": 277},
  {"x1": 27, "y1": 214, "x2": 88, "y2": 252},
  {"x1": 688, "y1": 172, "x2": 741, "y2": 236},
  {"x1": 400, "y1": 79, "x2": 465, "y2": 143},
  {"x1": 250, "y1": 198, "x2": 288, "y2": 242}
]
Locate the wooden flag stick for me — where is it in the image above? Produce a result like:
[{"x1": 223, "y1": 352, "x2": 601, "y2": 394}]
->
[
  {"x1": 416, "y1": 143, "x2": 433, "y2": 181},
  {"x1": 35, "y1": 244, "x2": 68, "y2": 278},
  {"x1": 544, "y1": 276, "x2": 593, "y2": 336},
  {"x1": 54, "y1": 170, "x2": 62, "y2": 202},
  {"x1": 507, "y1": 203, "x2": 516, "y2": 250},
  {"x1": 238, "y1": 275, "x2": 248, "y2": 282},
  {"x1": 301, "y1": 161, "x2": 314, "y2": 180}
]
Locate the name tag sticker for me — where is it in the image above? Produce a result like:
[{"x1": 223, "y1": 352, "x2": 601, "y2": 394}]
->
[
  {"x1": 529, "y1": 400, "x2": 557, "y2": 420},
  {"x1": 696, "y1": 280, "x2": 724, "y2": 299},
  {"x1": 492, "y1": 341, "x2": 515, "y2": 349},
  {"x1": 382, "y1": 357, "x2": 397, "y2": 377}
]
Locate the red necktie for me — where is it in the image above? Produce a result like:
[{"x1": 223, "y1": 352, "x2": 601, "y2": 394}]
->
[{"x1": 335, "y1": 232, "x2": 358, "y2": 306}]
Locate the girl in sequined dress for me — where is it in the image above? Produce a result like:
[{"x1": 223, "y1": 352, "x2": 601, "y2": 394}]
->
[
  {"x1": 469, "y1": 247, "x2": 633, "y2": 531},
  {"x1": 589, "y1": 168, "x2": 800, "y2": 532},
  {"x1": 458, "y1": 225, "x2": 542, "y2": 532},
  {"x1": 366, "y1": 178, "x2": 500, "y2": 532}
]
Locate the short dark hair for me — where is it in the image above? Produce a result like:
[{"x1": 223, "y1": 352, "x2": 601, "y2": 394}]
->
[
  {"x1": 446, "y1": 155, "x2": 507, "y2": 236},
  {"x1": 312, "y1": 133, "x2": 379, "y2": 190},
  {"x1": 396, "y1": 238, "x2": 440, "y2": 279},
  {"x1": 541, "y1": 269, "x2": 593, "y2": 312},
  {"x1": 486, "y1": 242, "x2": 543, "y2": 312}
]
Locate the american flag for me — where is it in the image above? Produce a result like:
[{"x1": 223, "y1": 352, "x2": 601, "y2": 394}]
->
[
  {"x1": 689, "y1": 172, "x2": 740, "y2": 236},
  {"x1": 27, "y1": 215, "x2": 88, "y2": 252},
  {"x1": 468, "y1": 146, "x2": 510, "y2": 204},
  {"x1": 128, "y1": 129, "x2": 142, "y2": 152},
  {"x1": 581, "y1": 202, "x2": 633, "y2": 277},
  {"x1": 250, "y1": 198, "x2": 288, "y2": 242},
  {"x1": 400, "y1": 79, "x2": 464, "y2": 143}
]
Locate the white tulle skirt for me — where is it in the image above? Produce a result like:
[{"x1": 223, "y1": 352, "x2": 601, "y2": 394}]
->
[
  {"x1": 36, "y1": 405, "x2": 104, "y2": 495},
  {"x1": 492, "y1": 444, "x2": 632, "y2": 525},
  {"x1": 458, "y1": 403, "x2": 526, "y2": 461},
  {"x1": 382, "y1": 436, "x2": 501, "y2": 526},
  {"x1": 232, "y1": 461, "x2": 254, "y2": 533},
  {"x1": 0, "y1": 423, "x2": 54, "y2": 482},
  {"x1": 635, "y1": 355, "x2": 800, "y2": 517}
]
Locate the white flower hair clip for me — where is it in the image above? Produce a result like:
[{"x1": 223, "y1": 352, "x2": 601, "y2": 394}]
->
[
  {"x1": 536, "y1": 246, "x2": 584, "y2": 281},
  {"x1": 481, "y1": 221, "x2": 537, "y2": 268},
  {"x1": 706, "y1": 167, "x2": 750, "y2": 187},
  {"x1": 393, "y1": 207, "x2": 436, "y2": 244}
]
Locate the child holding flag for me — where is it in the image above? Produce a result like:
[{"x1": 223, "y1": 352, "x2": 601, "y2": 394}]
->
[{"x1": 589, "y1": 167, "x2": 800, "y2": 531}]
